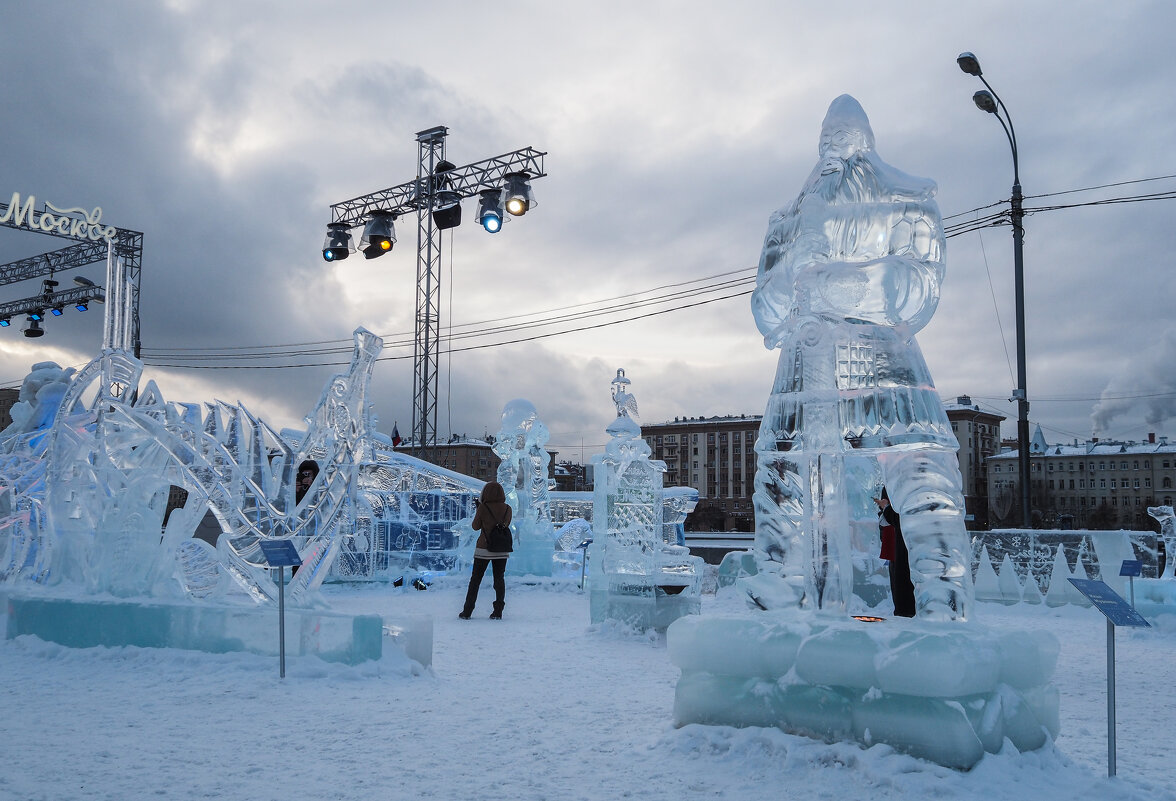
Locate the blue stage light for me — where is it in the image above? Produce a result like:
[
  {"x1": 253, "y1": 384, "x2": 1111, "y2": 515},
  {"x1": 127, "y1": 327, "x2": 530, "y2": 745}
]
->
[{"x1": 477, "y1": 189, "x2": 504, "y2": 234}]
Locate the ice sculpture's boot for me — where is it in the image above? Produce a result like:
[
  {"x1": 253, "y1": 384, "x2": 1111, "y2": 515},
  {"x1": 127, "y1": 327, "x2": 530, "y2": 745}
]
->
[{"x1": 881, "y1": 449, "x2": 973, "y2": 621}]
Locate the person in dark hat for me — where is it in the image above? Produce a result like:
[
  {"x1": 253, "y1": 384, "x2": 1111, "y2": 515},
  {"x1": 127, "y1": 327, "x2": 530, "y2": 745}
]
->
[
  {"x1": 875, "y1": 488, "x2": 915, "y2": 617},
  {"x1": 461, "y1": 481, "x2": 513, "y2": 620}
]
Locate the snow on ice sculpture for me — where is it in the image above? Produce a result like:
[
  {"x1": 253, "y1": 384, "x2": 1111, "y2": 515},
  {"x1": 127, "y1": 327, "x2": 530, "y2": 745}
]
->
[
  {"x1": 492, "y1": 399, "x2": 557, "y2": 576},
  {"x1": 586, "y1": 369, "x2": 703, "y2": 629},
  {"x1": 739, "y1": 94, "x2": 972, "y2": 620}
]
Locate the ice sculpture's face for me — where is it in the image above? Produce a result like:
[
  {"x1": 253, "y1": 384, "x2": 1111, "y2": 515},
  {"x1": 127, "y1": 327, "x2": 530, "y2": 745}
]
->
[
  {"x1": 819, "y1": 127, "x2": 864, "y2": 161},
  {"x1": 498, "y1": 398, "x2": 539, "y2": 452}
]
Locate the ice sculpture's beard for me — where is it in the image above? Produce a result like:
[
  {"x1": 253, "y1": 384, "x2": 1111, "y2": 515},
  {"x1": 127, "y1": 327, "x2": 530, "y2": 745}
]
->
[
  {"x1": 811, "y1": 155, "x2": 876, "y2": 204},
  {"x1": 803, "y1": 151, "x2": 936, "y2": 206}
]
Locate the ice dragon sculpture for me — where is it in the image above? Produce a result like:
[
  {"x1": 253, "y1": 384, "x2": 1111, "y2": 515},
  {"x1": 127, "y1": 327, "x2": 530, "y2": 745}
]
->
[
  {"x1": 0, "y1": 328, "x2": 469, "y2": 605},
  {"x1": 741, "y1": 95, "x2": 972, "y2": 620}
]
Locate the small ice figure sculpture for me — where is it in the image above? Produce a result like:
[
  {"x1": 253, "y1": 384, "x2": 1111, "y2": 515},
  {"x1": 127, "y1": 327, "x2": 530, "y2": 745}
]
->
[
  {"x1": 493, "y1": 399, "x2": 557, "y2": 576},
  {"x1": 587, "y1": 369, "x2": 702, "y2": 629},
  {"x1": 743, "y1": 95, "x2": 972, "y2": 620}
]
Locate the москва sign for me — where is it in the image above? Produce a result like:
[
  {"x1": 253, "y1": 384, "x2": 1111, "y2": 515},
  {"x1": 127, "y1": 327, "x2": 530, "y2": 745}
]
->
[{"x1": 1, "y1": 191, "x2": 117, "y2": 243}]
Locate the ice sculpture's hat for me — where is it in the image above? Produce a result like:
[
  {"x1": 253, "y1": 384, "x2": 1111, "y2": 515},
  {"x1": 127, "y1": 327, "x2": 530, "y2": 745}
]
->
[{"x1": 820, "y1": 94, "x2": 875, "y2": 154}]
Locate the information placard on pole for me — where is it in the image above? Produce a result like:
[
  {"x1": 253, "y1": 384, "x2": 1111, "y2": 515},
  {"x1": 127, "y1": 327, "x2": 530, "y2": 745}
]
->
[
  {"x1": 1119, "y1": 559, "x2": 1142, "y2": 609},
  {"x1": 1068, "y1": 578, "x2": 1150, "y2": 778},
  {"x1": 259, "y1": 540, "x2": 303, "y2": 679}
]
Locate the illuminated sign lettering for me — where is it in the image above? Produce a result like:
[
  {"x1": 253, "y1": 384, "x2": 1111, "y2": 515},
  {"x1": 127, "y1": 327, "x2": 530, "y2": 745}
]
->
[{"x1": 0, "y1": 191, "x2": 117, "y2": 243}]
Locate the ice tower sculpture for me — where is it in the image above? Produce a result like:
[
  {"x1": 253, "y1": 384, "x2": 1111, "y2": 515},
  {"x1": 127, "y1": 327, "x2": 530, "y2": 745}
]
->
[
  {"x1": 587, "y1": 369, "x2": 702, "y2": 629},
  {"x1": 738, "y1": 94, "x2": 972, "y2": 620},
  {"x1": 493, "y1": 399, "x2": 557, "y2": 576}
]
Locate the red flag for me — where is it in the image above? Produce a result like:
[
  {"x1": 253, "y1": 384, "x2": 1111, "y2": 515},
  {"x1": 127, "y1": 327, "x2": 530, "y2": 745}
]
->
[{"x1": 392, "y1": 423, "x2": 402, "y2": 447}]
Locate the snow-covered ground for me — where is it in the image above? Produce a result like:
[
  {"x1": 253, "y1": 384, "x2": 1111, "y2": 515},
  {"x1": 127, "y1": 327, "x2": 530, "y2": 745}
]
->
[{"x1": 2, "y1": 578, "x2": 1173, "y2": 801}]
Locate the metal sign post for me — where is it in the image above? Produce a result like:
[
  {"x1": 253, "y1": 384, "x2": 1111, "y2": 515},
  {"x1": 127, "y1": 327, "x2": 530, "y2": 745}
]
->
[
  {"x1": 259, "y1": 540, "x2": 303, "y2": 679},
  {"x1": 1119, "y1": 559, "x2": 1142, "y2": 609},
  {"x1": 578, "y1": 538, "x2": 593, "y2": 590},
  {"x1": 1068, "y1": 578, "x2": 1151, "y2": 778}
]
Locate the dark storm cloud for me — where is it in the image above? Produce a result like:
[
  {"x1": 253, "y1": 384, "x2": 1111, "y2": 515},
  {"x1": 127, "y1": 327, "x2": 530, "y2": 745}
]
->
[{"x1": 3, "y1": 0, "x2": 1175, "y2": 453}]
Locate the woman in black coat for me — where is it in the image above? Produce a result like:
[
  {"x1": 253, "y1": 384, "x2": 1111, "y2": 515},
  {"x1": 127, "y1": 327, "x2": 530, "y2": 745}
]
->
[
  {"x1": 875, "y1": 488, "x2": 916, "y2": 618},
  {"x1": 461, "y1": 481, "x2": 513, "y2": 620}
]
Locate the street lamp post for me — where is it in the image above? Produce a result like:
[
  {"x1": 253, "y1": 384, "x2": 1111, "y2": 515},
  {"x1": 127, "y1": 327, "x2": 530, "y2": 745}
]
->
[{"x1": 957, "y1": 52, "x2": 1031, "y2": 528}]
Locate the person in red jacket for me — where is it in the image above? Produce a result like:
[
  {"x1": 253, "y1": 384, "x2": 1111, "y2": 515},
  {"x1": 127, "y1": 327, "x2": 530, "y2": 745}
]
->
[
  {"x1": 461, "y1": 481, "x2": 513, "y2": 620},
  {"x1": 875, "y1": 488, "x2": 915, "y2": 617}
]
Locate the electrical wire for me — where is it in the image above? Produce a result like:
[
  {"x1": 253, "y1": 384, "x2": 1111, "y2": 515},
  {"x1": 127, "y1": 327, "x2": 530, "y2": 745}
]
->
[{"x1": 122, "y1": 173, "x2": 1176, "y2": 373}]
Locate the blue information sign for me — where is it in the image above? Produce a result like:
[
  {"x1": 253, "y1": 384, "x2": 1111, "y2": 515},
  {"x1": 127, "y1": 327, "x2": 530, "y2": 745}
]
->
[
  {"x1": 1068, "y1": 578, "x2": 1150, "y2": 628},
  {"x1": 1118, "y1": 560, "x2": 1142, "y2": 577},
  {"x1": 259, "y1": 539, "x2": 303, "y2": 568}
]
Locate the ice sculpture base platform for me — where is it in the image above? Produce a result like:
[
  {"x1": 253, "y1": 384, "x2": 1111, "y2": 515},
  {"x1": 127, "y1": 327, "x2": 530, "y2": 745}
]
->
[
  {"x1": 589, "y1": 585, "x2": 701, "y2": 631},
  {"x1": 668, "y1": 611, "x2": 1059, "y2": 770},
  {"x1": 5, "y1": 595, "x2": 390, "y2": 666}
]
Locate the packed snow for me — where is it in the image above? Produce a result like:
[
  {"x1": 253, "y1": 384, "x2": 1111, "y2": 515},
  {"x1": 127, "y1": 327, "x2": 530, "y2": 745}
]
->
[{"x1": 2, "y1": 578, "x2": 1173, "y2": 801}]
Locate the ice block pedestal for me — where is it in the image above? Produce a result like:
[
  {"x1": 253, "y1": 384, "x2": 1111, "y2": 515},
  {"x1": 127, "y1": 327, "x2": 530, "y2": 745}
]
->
[
  {"x1": 6, "y1": 595, "x2": 398, "y2": 666},
  {"x1": 668, "y1": 611, "x2": 1059, "y2": 770}
]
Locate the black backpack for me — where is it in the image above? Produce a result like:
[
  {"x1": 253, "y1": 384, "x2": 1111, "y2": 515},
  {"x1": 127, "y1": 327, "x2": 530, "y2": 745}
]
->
[{"x1": 485, "y1": 507, "x2": 513, "y2": 553}]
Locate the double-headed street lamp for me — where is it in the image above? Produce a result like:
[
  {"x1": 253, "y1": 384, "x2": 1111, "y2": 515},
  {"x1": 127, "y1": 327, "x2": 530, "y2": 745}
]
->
[{"x1": 957, "y1": 51, "x2": 1032, "y2": 528}]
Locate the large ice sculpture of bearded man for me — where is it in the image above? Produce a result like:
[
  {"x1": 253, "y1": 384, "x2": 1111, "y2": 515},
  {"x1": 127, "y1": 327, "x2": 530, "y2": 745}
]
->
[{"x1": 745, "y1": 95, "x2": 972, "y2": 620}]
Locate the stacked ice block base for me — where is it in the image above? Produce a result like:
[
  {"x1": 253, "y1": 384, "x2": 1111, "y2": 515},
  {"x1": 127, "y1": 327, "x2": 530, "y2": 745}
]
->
[
  {"x1": 6, "y1": 595, "x2": 432, "y2": 668},
  {"x1": 668, "y1": 611, "x2": 1059, "y2": 770}
]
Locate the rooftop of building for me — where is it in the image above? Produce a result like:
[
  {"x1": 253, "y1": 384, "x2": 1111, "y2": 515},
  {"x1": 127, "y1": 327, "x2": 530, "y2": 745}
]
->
[
  {"x1": 942, "y1": 394, "x2": 1006, "y2": 419},
  {"x1": 643, "y1": 414, "x2": 763, "y2": 429},
  {"x1": 991, "y1": 433, "x2": 1174, "y2": 459}
]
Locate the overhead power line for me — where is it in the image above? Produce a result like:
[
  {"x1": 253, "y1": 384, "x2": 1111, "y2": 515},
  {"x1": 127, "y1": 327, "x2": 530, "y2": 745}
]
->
[{"x1": 119, "y1": 172, "x2": 1176, "y2": 371}]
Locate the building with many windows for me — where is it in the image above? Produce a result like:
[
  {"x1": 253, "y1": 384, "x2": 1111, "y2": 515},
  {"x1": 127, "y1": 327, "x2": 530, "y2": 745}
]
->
[
  {"x1": 643, "y1": 397, "x2": 1006, "y2": 532},
  {"x1": 943, "y1": 395, "x2": 1005, "y2": 530},
  {"x1": 396, "y1": 437, "x2": 558, "y2": 484},
  {"x1": 987, "y1": 431, "x2": 1175, "y2": 529},
  {"x1": 641, "y1": 416, "x2": 761, "y2": 531}
]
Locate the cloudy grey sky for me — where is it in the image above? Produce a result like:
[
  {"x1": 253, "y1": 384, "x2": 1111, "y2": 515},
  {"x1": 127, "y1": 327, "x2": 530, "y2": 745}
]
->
[{"x1": 2, "y1": 1, "x2": 1174, "y2": 459}]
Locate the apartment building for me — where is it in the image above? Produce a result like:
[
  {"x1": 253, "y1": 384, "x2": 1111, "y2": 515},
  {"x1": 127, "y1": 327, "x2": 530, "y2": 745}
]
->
[
  {"x1": 397, "y1": 436, "x2": 557, "y2": 484},
  {"x1": 943, "y1": 395, "x2": 1005, "y2": 529},
  {"x1": 644, "y1": 396, "x2": 1005, "y2": 531},
  {"x1": 987, "y1": 431, "x2": 1176, "y2": 529},
  {"x1": 641, "y1": 415, "x2": 761, "y2": 530}
]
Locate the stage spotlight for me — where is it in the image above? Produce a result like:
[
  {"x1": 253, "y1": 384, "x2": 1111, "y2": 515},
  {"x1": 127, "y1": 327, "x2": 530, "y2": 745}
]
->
[
  {"x1": 360, "y1": 211, "x2": 396, "y2": 258},
  {"x1": 73, "y1": 276, "x2": 96, "y2": 287},
  {"x1": 51, "y1": 306, "x2": 64, "y2": 316},
  {"x1": 477, "y1": 189, "x2": 504, "y2": 233},
  {"x1": 322, "y1": 222, "x2": 353, "y2": 262},
  {"x1": 23, "y1": 317, "x2": 44, "y2": 338},
  {"x1": 0, "y1": 318, "x2": 9, "y2": 327},
  {"x1": 28, "y1": 310, "x2": 44, "y2": 322},
  {"x1": 432, "y1": 190, "x2": 462, "y2": 231},
  {"x1": 75, "y1": 303, "x2": 88, "y2": 312},
  {"x1": 503, "y1": 172, "x2": 535, "y2": 216}
]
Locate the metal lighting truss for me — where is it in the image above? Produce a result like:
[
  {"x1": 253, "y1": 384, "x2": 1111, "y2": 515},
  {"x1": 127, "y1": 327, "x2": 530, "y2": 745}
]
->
[
  {"x1": 1, "y1": 200, "x2": 143, "y2": 356},
  {"x1": 328, "y1": 127, "x2": 547, "y2": 456},
  {"x1": 0, "y1": 284, "x2": 107, "y2": 321}
]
